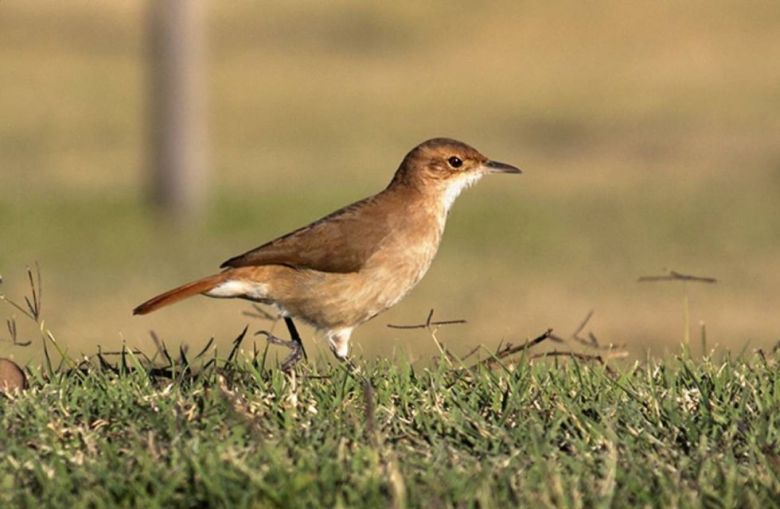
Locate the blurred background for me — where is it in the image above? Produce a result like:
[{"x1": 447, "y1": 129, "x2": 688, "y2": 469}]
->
[{"x1": 1, "y1": 1, "x2": 779, "y2": 365}]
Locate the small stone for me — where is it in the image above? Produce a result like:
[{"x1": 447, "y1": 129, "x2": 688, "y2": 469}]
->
[{"x1": 0, "y1": 358, "x2": 27, "y2": 393}]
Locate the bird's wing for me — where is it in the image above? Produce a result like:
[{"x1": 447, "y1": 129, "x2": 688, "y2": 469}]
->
[{"x1": 220, "y1": 196, "x2": 391, "y2": 273}]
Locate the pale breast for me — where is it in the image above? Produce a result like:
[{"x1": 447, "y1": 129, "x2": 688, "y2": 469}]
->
[
  {"x1": 359, "y1": 203, "x2": 444, "y2": 310},
  {"x1": 256, "y1": 199, "x2": 447, "y2": 329}
]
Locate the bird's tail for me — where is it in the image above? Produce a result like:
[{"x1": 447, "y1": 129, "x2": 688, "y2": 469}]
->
[{"x1": 133, "y1": 273, "x2": 227, "y2": 315}]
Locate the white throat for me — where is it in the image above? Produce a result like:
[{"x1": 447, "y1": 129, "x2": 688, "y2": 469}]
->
[{"x1": 441, "y1": 172, "x2": 484, "y2": 213}]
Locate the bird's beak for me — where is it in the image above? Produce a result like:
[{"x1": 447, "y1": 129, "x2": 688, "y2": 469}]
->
[{"x1": 484, "y1": 160, "x2": 522, "y2": 174}]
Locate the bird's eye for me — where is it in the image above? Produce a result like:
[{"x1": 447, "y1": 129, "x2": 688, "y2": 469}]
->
[{"x1": 447, "y1": 156, "x2": 463, "y2": 169}]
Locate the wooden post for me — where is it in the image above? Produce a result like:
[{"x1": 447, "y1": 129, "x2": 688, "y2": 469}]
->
[{"x1": 147, "y1": 0, "x2": 208, "y2": 224}]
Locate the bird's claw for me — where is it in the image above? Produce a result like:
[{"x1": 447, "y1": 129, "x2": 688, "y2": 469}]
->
[{"x1": 256, "y1": 330, "x2": 305, "y2": 372}]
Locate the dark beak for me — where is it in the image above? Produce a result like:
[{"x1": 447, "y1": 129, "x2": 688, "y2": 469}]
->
[{"x1": 485, "y1": 160, "x2": 522, "y2": 174}]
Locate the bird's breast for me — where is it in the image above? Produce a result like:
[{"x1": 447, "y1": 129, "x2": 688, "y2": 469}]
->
[{"x1": 360, "y1": 207, "x2": 443, "y2": 300}]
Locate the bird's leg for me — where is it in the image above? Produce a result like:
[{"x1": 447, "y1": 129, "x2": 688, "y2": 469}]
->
[
  {"x1": 326, "y1": 330, "x2": 366, "y2": 381},
  {"x1": 257, "y1": 331, "x2": 303, "y2": 371},
  {"x1": 333, "y1": 358, "x2": 365, "y2": 383},
  {"x1": 256, "y1": 317, "x2": 307, "y2": 372},
  {"x1": 326, "y1": 329, "x2": 351, "y2": 362},
  {"x1": 284, "y1": 317, "x2": 308, "y2": 361},
  {"x1": 324, "y1": 331, "x2": 373, "y2": 411}
]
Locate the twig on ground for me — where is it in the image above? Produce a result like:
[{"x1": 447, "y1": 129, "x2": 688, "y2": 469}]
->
[
  {"x1": 460, "y1": 344, "x2": 482, "y2": 362},
  {"x1": 638, "y1": 270, "x2": 717, "y2": 284},
  {"x1": 464, "y1": 310, "x2": 627, "y2": 373},
  {"x1": 387, "y1": 309, "x2": 467, "y2": 329},
  {"x1": 548, "y1": 310, "x2": 625, "y2": 351},
  {"x1": 470, "y1": 328, "x2": 555, "y2": 371}
]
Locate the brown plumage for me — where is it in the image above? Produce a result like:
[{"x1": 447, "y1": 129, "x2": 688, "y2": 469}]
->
[
  {"x1": 134, "y1": 138, "x2": 520, "y2": 363},
  {"x1": 132, "y1": 273, "x2": 227, "y2": 315}
]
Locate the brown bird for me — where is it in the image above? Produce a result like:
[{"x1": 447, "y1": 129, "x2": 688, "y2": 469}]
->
[{"x1": 133, "y1": 138, "x2": 520, "y2": 368}]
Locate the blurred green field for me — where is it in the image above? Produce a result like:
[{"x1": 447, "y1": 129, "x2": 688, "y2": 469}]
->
[{"x1": 2, "y1": 1, "x2": 780, "y2": 364}]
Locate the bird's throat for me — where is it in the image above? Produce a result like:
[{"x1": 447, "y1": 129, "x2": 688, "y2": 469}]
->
[{"x1": 441, "y1": 172, "x2": 484, "y2": 213}]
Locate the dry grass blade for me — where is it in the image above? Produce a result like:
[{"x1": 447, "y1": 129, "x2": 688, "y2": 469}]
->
[
  {"x1": 178, "y1": 344, "x2": 190, "y2": 374},
  {"x1": 96, "y1": 347, "x2": 119, "y2": 374},
  {"x1": 194, "y1": 337, "x2": 215, "y2": 361},
  {"x1": 24, "y1": 263, "x2": 42, "y2": 321},
  {"x1": 120, "y1": 343, "x2": 129, "y2": 373},
  {"x1": 5, "y1": 318, "x2": 31, "y2": 347},
  {"x1": 42, "y1": 330, "x2": 54, "y2": 377},
  {"x1": 226, "y1": 326, "x2": 249, "y2": 365},
  {"x1": 149, "y1": 331, "x2": 174, "y2": 368},
  {"x1": 0, "y1": 264, "x2": 44, "y2": 323}
]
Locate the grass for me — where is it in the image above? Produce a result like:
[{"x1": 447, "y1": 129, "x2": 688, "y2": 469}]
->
[
  {"x1": 1, "y1": 1, "x2": 780, "y2": 357},
  {"x1": 1, "y1": 346, "x2": 779, "y2": 508}
]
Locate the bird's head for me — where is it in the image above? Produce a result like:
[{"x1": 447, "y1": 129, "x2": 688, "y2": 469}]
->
[{"x1": 391, "y1": 138, "x2": 521, "y2": 210}]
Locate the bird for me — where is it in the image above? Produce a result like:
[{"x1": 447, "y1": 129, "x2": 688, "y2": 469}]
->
[{"x1": 133, "y1": 138, "x2": 520, "y2": 369}]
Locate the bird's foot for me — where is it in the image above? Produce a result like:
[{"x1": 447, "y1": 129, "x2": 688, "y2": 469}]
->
[
  {"x1": 336, "y1": 355, "x2": 371, "y2": 386},
  {"x1": 343, "y1": 357, "x2": 362, "y2": 377},
  {"x1": 257, "y1": 331, "x2": 305, "y2": 372},
  {"x1": 283, "y1": 317, "x2": 308, "y2": 361}
]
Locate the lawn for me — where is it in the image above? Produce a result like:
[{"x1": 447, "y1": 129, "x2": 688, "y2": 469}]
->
[
  {"x1": 1, "y1": 345, "x2": 779, "y2": 508},
  {"x1": 2, "y1": 1, "x2": 780, "y2": 361}
]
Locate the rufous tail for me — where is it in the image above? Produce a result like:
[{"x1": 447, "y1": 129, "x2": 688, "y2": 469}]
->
[{"x1": 133, "y1": 273, "x2": 226, "y2": 315}]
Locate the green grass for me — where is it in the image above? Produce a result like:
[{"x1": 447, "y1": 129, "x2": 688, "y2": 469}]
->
[
  {"x1": 2, "y1": 1, "x2": 780, "y2": 357},
  {"x1": 2, "y1": 348, "x2": 779, "y2": 508}
]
